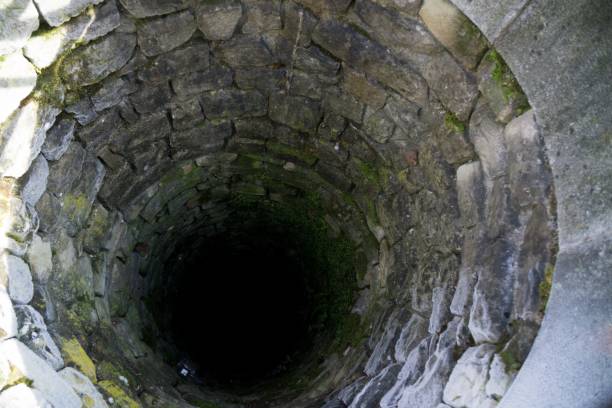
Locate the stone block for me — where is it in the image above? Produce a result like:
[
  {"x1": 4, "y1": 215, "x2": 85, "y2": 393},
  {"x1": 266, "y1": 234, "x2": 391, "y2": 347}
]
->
[{"x1": 137, "y1": 10, "x2": 196, "y2": 57}]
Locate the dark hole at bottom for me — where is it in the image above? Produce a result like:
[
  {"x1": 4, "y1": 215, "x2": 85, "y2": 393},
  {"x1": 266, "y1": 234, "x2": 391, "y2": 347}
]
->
[{"x1": 167, "y1": 233, "x2": 312, "y2": 387}]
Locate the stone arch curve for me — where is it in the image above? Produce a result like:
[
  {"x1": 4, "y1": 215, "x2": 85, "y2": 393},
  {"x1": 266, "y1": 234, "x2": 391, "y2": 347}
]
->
[{"x1": 0, "y1": 0, "x2": 609, "y2": 407}]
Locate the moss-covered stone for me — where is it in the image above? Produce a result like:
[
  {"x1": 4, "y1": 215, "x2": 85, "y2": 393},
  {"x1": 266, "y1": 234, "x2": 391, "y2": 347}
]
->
[
  {"x1": 98, "y1": 380, "x2": 141, "y2": 408},
  {"x1": 60, "y1": 337, "x2": 97, "y2": 383}
]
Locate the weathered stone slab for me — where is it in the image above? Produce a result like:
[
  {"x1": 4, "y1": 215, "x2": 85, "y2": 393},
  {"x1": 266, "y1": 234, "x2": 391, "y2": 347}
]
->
[
  {"x1": 60, "y1": 32, "x2": 136, "y2": 88},
  {"x1": 0, "y1": 287, "x2": 18, "y2": 340},
  {"x1": 137, "y1": 41, "x2": 210, "y2": 83},
  {"x1": 91, "y1": 76, "x2": 138, "y2": 112},
  {"x1": 172, "y1": 64, "x2": 233, "y2": 99},
  {"x1": 15, "y1": 305, "x2": 64, "y2": 370},
  {"x1": 0, "y1": 339, "x2": 81, "y2": 407},
  {"x1": 217, "y1": 35, "x2": 277, "y2": 68},
  {"x1": 170, "y1": 98, "x2": 205, "y2": 130},
  {"x1": 1, "y1": 253, "x2": 33, "y2": 304},
  {"x1": 137, "y1": 10, "x2": 196, "y2": 57},
  {"x1": 242, "y1": 0, "x2": 282, "y2": 34},
  {"x1": 0, "y1": 383, "x2": 52, "y2": 407},
  {"x1": 196, "y1": 0, "x2": 243, "y2": 40},
  {"x1": 19, "y1": 154, "x2": 49, "y2": 207},
  {"x1": 24, "y1": 0, "x2": 121, "y2": 69},
  {"x1": 171, "y1": 121, "x2": 231, "y2": 161},
  {"x1": 0, "y1": 99, "x2": 60, "y2": 178},
  {"x1": 381, "y1": 338, "x2": 429, "y2": 408},
  {"x1": 26, "y1": 234, "x2": 53, "y2": 284},
  {"x1": 269, "y1": 93, "x2": 322, "y2": 134},
  {"x1": 129, "y1": 83, "x2": 172, "y2": 114},
  {"x1": 59, "y1": 367, "x2": 109, "y2": 408},
  {"x1": 0, "y1": 0, "x2": 39, "y2": 55},
  {"x1": 419, "y1": 0, "x2": 488, "y2": 69},
  {"x1": 200, "y1": 89, "x2": 267, "y2": 119},
  {"x1": 0, "y1": 51, "x2": 37, "y2": 125},
  {"x1": 442, "y1": 344, "x2": 496, "y2": 408},
  {"x1": 297, "y1": 0, "x2": 352, "y2": 15},
  {"x1": 46, "y1": 142, "x2": 85, "y2": 195},
  {"x1": 323, "y1": 88, "x2": 365, "y2": 124},
  {"x1": 120, "y1": 0, "x2": 189, "y2": 18},
  {"x1": 33, "y1": 0, "x2": 105, "y2": 26},
  {"x1": 312, "y1": 19, "x2": 428, "y2": 105},
  {"x1": 343, "y1": 67, "x2": 388, "y2": 110},
  {"x1": 235, "y1": 68, "x2": 286, "y2": 94},
  {"x1": 350, "y1": 364, "x2": 402, "y2": 408}
]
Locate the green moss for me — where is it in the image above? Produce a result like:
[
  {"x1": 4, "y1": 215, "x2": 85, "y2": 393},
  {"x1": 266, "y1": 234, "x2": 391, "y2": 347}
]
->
[
  {"x1": 63, "y1": 193, "x2": 91, "y2": 223},
  {"x1": 486, "y1": 49, "x2": 530, "y2": 113},
  {"x1": 499, "y1": 349, "x2": 522, "y2": 372},
  {"x1": 355, "y1": 159, "x2": 379, "y2": 184},
  {"x1": 61, "y1": 337, "x2": 98, "y2": 382},
  {"x1": 444, "y1": 112, "x2": 466, "y2": 133},
  {"x1": 98, "y1": 380, "x2": 141, "y2": 408},
  {"x1": 539, "y1": 263, "x2": 554, "y2": 312},
  {"x1": 267, "y1": 142, "x2": 318, "y2": 165}
]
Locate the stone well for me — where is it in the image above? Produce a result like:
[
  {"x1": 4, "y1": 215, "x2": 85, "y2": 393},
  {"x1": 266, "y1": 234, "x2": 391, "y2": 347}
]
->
[{"x1": 0, "y1": 0, "x2": 610, "y2": 407}]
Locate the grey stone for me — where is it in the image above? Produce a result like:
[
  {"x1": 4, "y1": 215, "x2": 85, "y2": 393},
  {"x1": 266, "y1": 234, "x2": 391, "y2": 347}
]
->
[
  {"x1": 365, "y1": 309, "x2": 403, "y2": 376},
  {"x1": 24, "y1": 0, "x2": 121, "y2": 69},
  {"x1": 297, "y1": 0, "x2": 352, "y2": 14},
  {"x1": 172, "y1": 64, "x2": 233, "y2": 99},
  {"x1": 323, "y1": 89, "x2": 365, "y2": 124},
  {"x1": 137, "y1": 10, "x2": 196, "y2": 57},
  {"x1": 82, "y1": 203, "x2": 111, "y2": 254},
  {"x1": 342, "y1": 67, "x2": 388, "y2": 110},
  {"x1": 120, "y1": 0, "x2": 189, "y2": 18},
  {"x1": 449, "y1": 0, "x2": 529, "y2": 41},
  {"x1": 295, "y1": 46, "x2": 341, "y2": 79},
  {"x1": 1, "y1": 254, "x2": 33, "y2": 305},
  {"x1": 217, "y1": 35, "x2": 277, "y2": 68},
  {"x1": 235, "y1": 68, "x2": 286, "y2": 94},
  {"x1": 349, "y1": 364, "x2": 402, "y2": 408},
  {"x1": 91, "y1": 76, "x2": 138, "y2": 112},
  {"x1": 485, "y1": 354, "x2": 514, "y2": 400},
  {"x1": 113, "y1": 318, "x2": 149, "y2": 358},
  {"x1": 129, "y1": 83, "x2": 172, "y2": 114},
  {"x1": 196, "y1": 0, "x2": 243, "y2": 41},
  {"x1": 26, "y1": 234, "x2": 53, "y2": 284},
  {"x1": 171, "y1": 98, "x2": 205, "y2": 130},
  {"x1": 370, "y1": 0, "x2": 421, "y2": 16},
  {"x1": 381, "y1": 338, "x2": 429, "y2": 408},
  {"x1": 269, "y1": 93, "x2": 321, "y2": 134},
  {"x1": 64, "y1": 97, "x2": 98, "y2": 126},
  {"x1": 59, "y1": 367, "x2": 109, "y2": 408},
  {"x1": 0, "y1": 99, "x2": 61, "y2": 178},
  {"x1": 364, "y1": 110, "x2": 395, "y2": 144},
  {"x1": 15, "y1": 305, "x2": 64, "y2": 370},
  {"x1": 419, "y1": 0, "x2": 488, "y2": 69},
  {"x1": 397, "y1": 319, "x2": 459, "y2": 408},
  {"x1": 42, "y1": 117, "x2": 75, "y2": 161},
  {"x1": 200, "y1": 89, "x2": 267, "y2": 119},
  {"x1": 242, "y1": 0, "x2": 282, "y2": 34},
  {"x1": 0, "y1": 51, "x2": 37, "y2": 124},
  {"x1": 442, "y1": 344, "x2": 496, "y2": 408},
  {"x1": 137, "y1": 41, "x2": 210, "y2": 84},
  {"x1": 423, "y1": 51, "x2": 478, "y2": 121},
  {"x1": 77, "y1": 109, "x2": 121, "y2": 152},
  {"x1": 33, "y1": 0, "x2": 103, "y2": 26},
  {"x1": 46, "y1": 142, "x2": 85, "y2": 195},
  {"x1": 170, "y1": 121, "x2": 232, "y2": 160},
  {"x1": 0, "y1": 0, "x2": 39, "y2": 56},
  {"x1": 384, "y1": 94, "x2": 427, "y2": 140},
  {"x1": 19, "y1": 155, "x2": 49, "y2": 207},
  {"x1": 0, "y1": 339, "x2": 81, "y2": 407},
  {"x1": 394, "y1": 314, "x2": 428, "y2": 363},
  {"x1": 312, "y1": 19, "x2": 429, "y2": 106},
  {"x1": 0, "y1": 287, "x2": 18, "y2": 340},
  {"x1": 0, "y1": 383, "x2": 53, "y2": 407},
  {"x1": 60, "y1": 32, "x2": 137, "y2": 88}
]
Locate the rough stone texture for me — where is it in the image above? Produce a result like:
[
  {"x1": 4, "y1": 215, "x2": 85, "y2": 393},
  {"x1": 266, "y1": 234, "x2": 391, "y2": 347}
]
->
[
  {"x1": 0, "y1": 339, "x2": 81, "y2": 407},
  {"x1": 196, "y1": 0, "x2": 243, "y2": 41},
  {"x1": 269, "y1": 93, "x2": 321, "y2": 134},
  {"x1": 0, "y1": 51, "x2": 37, "y2": 124},
  {"x1": 442, "y1": 344, "x2": 496, "y2": 408},
  {"x1": 200, "y1": 89, "x2": 267, "y2": 119},
  {"x1": 0, "y1": 287, "x2": 18, "y2": 340},
  {"x1": 217, "y1": 35, "x2": 277, "y2": 68},
  {"x1": 0, "y1": 383, "x2": 53, "y2": 407},
  {"x1": 26, "y1": 234, "x2": 53, "y2": 283},
  {"x1": 120, "y1": 0, "x2": 189, "y2": 18},
  {"x1": 242, "y1": 0, "x2": 282, "y2": 34},
  {"x1": 60, "y1": 32, "x2": 136, "y2": 88},
  {"x1": 419, "y1": 0, "x2": 488, "y2": 69},
  {"x1": 15, "y1": 305, "x2": 64, "y2": 370},
  {"x1": 1, "y1": 254, "x2": 33, "y2": 305},
  {"x1": 24, "y1": 0, "x2": 121, "y2": 69},
  {"x1": 19, "y1": 155, "x2": 49, "y2": 207},
  {"x1": 33, "y1": 0, "x2": 104, "y2": 26},
  {"x1": 137, "y1": 10, "x2": 196, "y2": 57},
  {"x1": 0, "y1": 99, "x2": 61, "y2": 178},
  {"x1": 350, "y1": 364, "x2": 402, "y2": 408},
  {"x1": 0, "y1": 0, "x2": 39, "y2": 56},
  {"x1": 59, "y1": 367, "x2": 109, "y2": 408}
]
